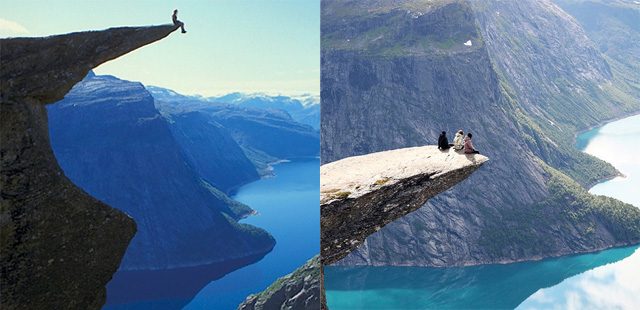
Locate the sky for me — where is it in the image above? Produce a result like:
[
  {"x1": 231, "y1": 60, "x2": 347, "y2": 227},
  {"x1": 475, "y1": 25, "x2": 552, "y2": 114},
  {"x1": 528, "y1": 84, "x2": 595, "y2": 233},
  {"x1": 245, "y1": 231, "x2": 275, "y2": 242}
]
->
[{"x1": 0, "y1": 0, "x2": 320, "y2": 96}]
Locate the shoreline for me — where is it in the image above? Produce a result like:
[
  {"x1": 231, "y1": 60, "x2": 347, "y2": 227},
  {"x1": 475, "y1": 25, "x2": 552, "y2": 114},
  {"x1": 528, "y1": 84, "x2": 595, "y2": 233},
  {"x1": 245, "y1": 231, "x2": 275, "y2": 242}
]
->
[
  {"x1": 329, "y1": 242, "x2": 640, "y2": 269},
  {"x1": 571, "y1": 109, "x2": 640, "y2": 146},
  {"x1": 573, "y1": 110, "x2": 640, "y2": 190}
]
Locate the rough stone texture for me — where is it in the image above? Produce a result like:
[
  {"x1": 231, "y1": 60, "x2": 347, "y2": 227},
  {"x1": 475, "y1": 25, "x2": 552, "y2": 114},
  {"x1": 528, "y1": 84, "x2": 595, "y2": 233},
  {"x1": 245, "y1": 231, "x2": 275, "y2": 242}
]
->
[
  {"x1": 321, "y1": 146, "x2": 488, "y2": 265},
  {"x1": 322, "y1": 0, "x2": 640, "y2": 268},
  {"x1": 238, "y1": 255, "x2": 321, "y2": 310},
  {"x1": 1, "y1": 25, "x2": 178, "y2": 309}
]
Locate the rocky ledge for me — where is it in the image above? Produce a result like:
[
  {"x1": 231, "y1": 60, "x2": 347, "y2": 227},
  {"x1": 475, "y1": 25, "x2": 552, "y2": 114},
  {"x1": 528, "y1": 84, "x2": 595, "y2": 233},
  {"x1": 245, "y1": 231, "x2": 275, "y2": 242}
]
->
[
  {"x1": 238, "y1": 255, "x2": 321, "y2": 310},
  {"x1": 1, "y1": 25, "x2": 178, "y2": 309},
  {"x1": 320, "y1": 146, "x2": 488, "y2": 265}
]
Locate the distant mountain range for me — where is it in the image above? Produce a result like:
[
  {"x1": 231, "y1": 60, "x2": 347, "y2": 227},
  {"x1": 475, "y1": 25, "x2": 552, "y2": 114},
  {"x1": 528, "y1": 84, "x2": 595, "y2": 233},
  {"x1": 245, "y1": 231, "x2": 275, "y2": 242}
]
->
[
  {"x1": 48, "y1": 72, "x2": 319, "y2": 271},
  {"x1": 146, "y1": 86, "x2": 320, "y2": 129}
]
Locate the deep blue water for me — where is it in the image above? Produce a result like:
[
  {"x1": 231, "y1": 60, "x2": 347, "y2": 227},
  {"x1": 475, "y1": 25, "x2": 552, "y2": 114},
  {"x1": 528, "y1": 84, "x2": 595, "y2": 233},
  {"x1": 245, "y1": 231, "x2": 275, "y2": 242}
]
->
[
  {"x1": 103, "y1": 158, "x2": 319, "y2": 309},
  {"x1": 325, "y1": 115, "x2": 640, "y2": 309},
  {"x1": 183, "y1": 158, "x2": 320, "y2": 309}
]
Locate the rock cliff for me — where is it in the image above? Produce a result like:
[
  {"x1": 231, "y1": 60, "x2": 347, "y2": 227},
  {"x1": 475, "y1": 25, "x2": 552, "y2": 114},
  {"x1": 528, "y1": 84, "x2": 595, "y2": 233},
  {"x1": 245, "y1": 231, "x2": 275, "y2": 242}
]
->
[
  {"x1": 0, "y1": 25, "x2": 178, "y2": 309},
  {"x1": 322, "y1": 0, "x2": 640, "y2": 267},
  {"x1": 48, "y1": 73, "x2": 275, "y2": 271},
  {"x1": 321, "y1": 146, "x2": 488, "y2": 265},
  {"x1": 238, "y1": 255, "x2": 321, "y2": 310}
]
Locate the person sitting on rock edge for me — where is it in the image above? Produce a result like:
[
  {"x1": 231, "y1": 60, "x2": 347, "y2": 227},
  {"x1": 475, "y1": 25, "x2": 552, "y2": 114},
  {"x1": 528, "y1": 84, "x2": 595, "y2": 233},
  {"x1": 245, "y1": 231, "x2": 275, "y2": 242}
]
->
[
  {"x1": 453, "y1": 130, "x2": 464, "y2": 150},
  {"x1": 172, "y1": 9, "x2": 187, "y2": 33},
  {"x1": 463, "y1": 133, "x2": 480, "y2": 154},
  {"x1": 438, "y1": 131, "x2": 452, "y2": 150}
]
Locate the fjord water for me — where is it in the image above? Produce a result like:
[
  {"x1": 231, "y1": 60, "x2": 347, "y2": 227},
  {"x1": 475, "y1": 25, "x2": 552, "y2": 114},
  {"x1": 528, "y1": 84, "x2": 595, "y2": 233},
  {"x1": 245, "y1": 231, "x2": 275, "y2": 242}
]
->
[
  {"x1": 103, "y1": 158, "x2": 319, "y2": 309},
  {"x1": 516, "y1": 114, "x2": 640, "y2": 309},
  {"x1": 183, "y1": 158, "x2": 320, "y2": 309},
  {"x1": 325, "y1": 114, "x2": 640, "y2": 309},
  {"x1": 573, "y1": 114, "x2": 640, "y2": 208}
]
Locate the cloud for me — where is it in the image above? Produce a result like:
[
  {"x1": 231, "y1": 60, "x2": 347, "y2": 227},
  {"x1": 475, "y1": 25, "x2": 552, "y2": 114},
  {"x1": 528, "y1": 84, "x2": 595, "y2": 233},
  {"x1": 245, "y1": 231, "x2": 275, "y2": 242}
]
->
[
  {"x1": 528, "y1": 290, "x2": 553, "y2": 304},
  {"x1": 0, "y1": 18, "x2": 28, "y2": 35},
  {"x1": 516, "y1": 249, "x2": 640, "y2": 310}
]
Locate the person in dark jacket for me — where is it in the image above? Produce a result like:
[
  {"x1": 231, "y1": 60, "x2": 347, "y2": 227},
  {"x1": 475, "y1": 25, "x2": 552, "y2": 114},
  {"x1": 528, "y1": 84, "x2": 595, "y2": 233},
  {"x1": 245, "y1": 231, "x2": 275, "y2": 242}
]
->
[
  {"x1": 463, "y1": 133, "x2": 480, "y2": 154},
  {"x1": 173, "y1": 9, "x2": 187, "y2": 33},
  {"x1": 438, "y1": 131, "x2": 452, "y2": 150}
]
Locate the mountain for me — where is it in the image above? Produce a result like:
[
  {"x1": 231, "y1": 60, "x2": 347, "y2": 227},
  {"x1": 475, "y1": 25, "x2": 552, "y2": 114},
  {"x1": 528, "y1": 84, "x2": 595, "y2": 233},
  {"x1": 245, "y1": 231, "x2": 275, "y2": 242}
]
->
[
  {"x1": 153, "y1": 89, "x2": 320, "y2": 176},
  {"x1": 321, "y1": 0, "x2": 640, "y2": 267},
  {"x1": 48, "y1": 73, "x2": 275, "y2": 270},
  {"x1": 215, "y1": 93, "x2": 321, "y2": 130},
  {"x1": 147, "y1": 87, "x2": 321, "y2": 129},
  {"x1": 161, "y1": 110, "x2": 260, "y2": 193},
  {"x1": 0, "y1": 25, "x2": 176, "y2": 310},
  {"x1": 554, "y1": 0, "x2": 640, "y2": 99}
]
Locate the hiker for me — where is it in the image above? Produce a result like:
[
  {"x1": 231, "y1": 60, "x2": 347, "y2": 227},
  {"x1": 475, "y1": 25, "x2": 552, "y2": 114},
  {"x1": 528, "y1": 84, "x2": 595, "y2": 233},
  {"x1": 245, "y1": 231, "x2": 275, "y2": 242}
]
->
[
  {"x1": 463, "y1": 133, "x2": 480, "y2": 154},
  {"x1": 453, "y1": 130, "x2": 464, "y2": 150},
  {"x1": 172, "y1": 9, "x2": 187, "y2": 33},
  {"x1": 438, "y1": 131, "x2": 452, "y2": 150}
]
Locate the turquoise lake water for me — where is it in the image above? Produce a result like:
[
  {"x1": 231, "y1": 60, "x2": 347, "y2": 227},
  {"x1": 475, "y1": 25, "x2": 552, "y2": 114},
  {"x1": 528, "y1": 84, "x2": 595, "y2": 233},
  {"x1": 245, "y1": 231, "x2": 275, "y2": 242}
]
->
[
  {"x1": 183, "y1": 158, "x2": 320, "y2": 309},
  {"x1": 325, "y1": 115, "x2": 640, "y2": 309}
]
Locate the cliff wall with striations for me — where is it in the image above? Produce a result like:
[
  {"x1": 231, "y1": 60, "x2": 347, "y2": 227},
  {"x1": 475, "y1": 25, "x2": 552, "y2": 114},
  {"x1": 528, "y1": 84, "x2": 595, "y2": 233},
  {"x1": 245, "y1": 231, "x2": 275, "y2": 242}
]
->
[
  {"x1": 0, "y1": 25, "x2": 178, "y2": 309},
  {"x1": 322, "y1": 0, "x2": 640, "y2": 267}
]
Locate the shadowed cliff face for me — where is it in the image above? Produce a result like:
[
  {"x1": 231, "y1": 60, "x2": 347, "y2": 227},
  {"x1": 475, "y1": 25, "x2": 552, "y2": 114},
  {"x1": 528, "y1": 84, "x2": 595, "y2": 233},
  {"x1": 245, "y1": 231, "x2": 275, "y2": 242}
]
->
[
  {"x1": 0, "y1": 25, "x2": 178, "y2": 309},
  {"x1": 321, "y1": 146, "x2": 488, "y2": 265}
]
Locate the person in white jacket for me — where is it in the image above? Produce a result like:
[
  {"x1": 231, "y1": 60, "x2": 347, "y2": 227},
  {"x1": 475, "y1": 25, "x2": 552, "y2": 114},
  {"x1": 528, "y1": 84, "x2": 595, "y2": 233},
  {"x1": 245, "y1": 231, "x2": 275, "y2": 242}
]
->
[{"x1": 453, "y1": 130, "x2": 464, "y2": 150}]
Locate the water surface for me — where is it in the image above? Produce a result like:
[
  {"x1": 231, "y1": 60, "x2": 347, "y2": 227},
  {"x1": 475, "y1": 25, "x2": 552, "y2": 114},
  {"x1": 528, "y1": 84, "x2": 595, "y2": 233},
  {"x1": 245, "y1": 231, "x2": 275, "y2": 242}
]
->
[
  {"x1": 183, "y1": 158, "x2": 320, "y2": 309},
  {"x1": 103, "y1": 158, "x2": 319, "y2": 309},
  {"x1": 325, "y1": 115, "x2": 640, "y2": 309},
  {"x1": 517, "y1": 114, "x2": 640, "y2": 309},
  {"x1": 325, "y1": 246, "x2": 637, "y2": 309}
]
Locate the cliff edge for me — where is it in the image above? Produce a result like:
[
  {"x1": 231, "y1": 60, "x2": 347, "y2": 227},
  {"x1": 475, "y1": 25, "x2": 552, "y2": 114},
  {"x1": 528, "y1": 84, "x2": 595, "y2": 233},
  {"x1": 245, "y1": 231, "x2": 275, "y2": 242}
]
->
[
  {"x1": 1, "y1": 25, "x2": 178, "y2": 309},
  {"x1": 321, "y1": 146, "x2": 488, "y2": 265},
  {"x1": 238, "y1": 255, "x2": 321, "y2": 310}
]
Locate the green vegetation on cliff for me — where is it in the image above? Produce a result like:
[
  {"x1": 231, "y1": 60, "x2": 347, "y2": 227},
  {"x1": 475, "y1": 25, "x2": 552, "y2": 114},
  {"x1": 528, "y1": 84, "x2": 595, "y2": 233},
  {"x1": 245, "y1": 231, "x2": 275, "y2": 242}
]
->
[
  {"x1": 323, "y1": 0, "x2": 640, "y2": 268},
  {"x1": 480, "y1": 159, "x2": 640, "y2": 258},
  {"x1": 238, "y1": 255, "x2": 320, "y2": 310},
  {"x1": 322, "y1": 0, "x2": 483, "y2": 56},
  {"x1": 474, "y1": 0, "x2": 640, "y2": 259}
]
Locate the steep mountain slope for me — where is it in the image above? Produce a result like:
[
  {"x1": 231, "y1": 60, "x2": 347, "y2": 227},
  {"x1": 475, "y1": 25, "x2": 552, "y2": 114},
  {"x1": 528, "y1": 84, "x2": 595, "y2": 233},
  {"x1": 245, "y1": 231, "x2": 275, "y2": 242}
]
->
[
  {"x1": 48, "y1": 73, "x2": 275, "y2": 270},
  {"x1": 155, "y1": 93, "x2": 320, "y2": 175},
  {"x1": 554, "y1": 0, "x2": 640, "y2": 105},
  {"x1": 321, "y1": 0, "x2": 640, "y2": 267},
  {"x1": 162, "y1": 110, "x2": 260, "y2": 193},
  {"x1": 0, "y1": 25, "x2": 176, "y2": 310}
]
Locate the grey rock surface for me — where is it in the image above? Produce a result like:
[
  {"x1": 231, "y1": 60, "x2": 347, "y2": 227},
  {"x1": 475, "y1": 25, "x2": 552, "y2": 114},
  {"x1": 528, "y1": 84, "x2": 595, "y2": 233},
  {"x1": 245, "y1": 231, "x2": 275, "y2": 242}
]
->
[
  {"x1": 321, "y1": 146, "x2": 488, "y2": 265},
  {"x1": 1, "y1": 25, "x2": 178, "y2": 309},
  {"x1": 238, "y1": 255, "x2": 321, "y2": 310}
]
